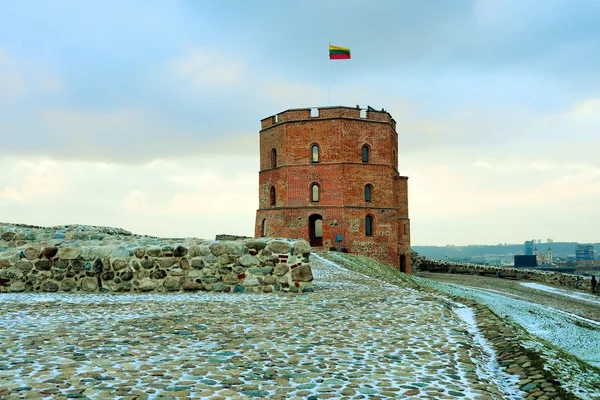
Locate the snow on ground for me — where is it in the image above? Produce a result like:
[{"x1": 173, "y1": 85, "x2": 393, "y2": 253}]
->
[
  {"x1": 520, "y1": 282, "x2": 600, "y2": 305},
  {"x1": 1, "y1": 256, "x2": 524, "y2": 399},
  {"x1": 415, "y1": 277, "x2": 600, "y2": 400}
]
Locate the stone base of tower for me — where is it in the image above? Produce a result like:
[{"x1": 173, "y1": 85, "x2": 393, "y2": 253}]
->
[{"x1": 255, "y1": 208, "x2": 411, "y2": 273}]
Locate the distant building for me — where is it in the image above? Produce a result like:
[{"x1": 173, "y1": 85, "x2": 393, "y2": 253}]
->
[
  {"x1": 575, "y1": 244, "x2": 594, "y2": 262},
  {"x1": 547, "y1": 238, "x2": 553, "y2": 244},
  {"x1": 524, "y1": 241, "x2": 534, "y2": 256},
  {"x1": 515, "y1": 255, "x2": 537, "y2": 268}
]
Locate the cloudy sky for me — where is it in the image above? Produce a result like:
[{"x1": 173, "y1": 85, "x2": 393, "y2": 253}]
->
[{"x1": 1, "y1": 0, "x2": 599, "y2": 245}]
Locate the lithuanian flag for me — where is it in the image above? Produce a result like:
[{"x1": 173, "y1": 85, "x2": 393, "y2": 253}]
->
[{"x1": 329, "y1": 44, "x2": 351, "y2": 60}]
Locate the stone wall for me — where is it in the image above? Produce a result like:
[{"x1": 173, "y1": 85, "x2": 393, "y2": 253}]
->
[
  {"x1": 0, "y1": 223, "x2": 314, "y2": 294},
  {"x1": 412, "y1": 251, "x2": 596, "y2": 292}
]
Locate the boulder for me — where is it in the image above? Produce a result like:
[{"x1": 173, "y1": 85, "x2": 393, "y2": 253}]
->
[
  {"x1": 209, "y1": 241, "x2": 246, "y2": 256},
  {"x1": 239, "y1": 254, "x2": 258, "y2": 267},
  {"x1": 23, "y1": 246, "x2": 40, "y2": 260},
  {"x1": 266, "y1": 240, "x2": 291, "y2": 254},
  {"x1": 81, "y1": 277, "x2": 98, "y2": 292},
  {"x1": 291, "y1": 265, "x2": 313, "y2": 282},
  {"x1": 292, "y1": 239, "x2": 311, "y2": 256},
  {"x1": 137, "y1": 278, "x2": 157, "y2": 292},
  {"x1": 163, "y1": 277, "x2": 182, "y2": 291},
  {"x1": 58, "y1": 247, "x2": 81, "y2": 260}
]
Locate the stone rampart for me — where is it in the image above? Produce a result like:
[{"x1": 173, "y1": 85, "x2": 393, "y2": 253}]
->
[
  {"x1": 412, "y1": 251, "x2": 596, "y2": 292},
  {"x1": 0, "y1": 223, "x2": 314, "y2": 294}
]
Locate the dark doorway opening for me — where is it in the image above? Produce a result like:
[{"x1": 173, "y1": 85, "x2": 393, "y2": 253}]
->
[
  {"x1": 309, "y1": 214, "x2": 323, "y2": 247},
  {"x1": 400, "y1": 254, "x2": 406, "y2": 273}
]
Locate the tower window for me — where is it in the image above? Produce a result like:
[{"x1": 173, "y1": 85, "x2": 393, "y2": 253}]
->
[
  {"x1": 365, "y1": 215, "x2": 374, "y2": 236},
  {"x1": 362, "y1": 145, "x2": 369, "y2": 163},
  {"x1": 311, "y1": 144, "x2": 319, "y2": 163},
  {"x1": 270, "y1": 186, "x2": 276, "y2": 206},
  {"x1": 270, "y1": 148, "x2": 277, "y2": 168},
  {"x1": 311, "y1": 183, "x2": 320, "y2": 202},
  {"x1": 365, "y1": 184, "x2": 373, "y2": 202},
  {"x1": 261, "y1": 219, "x2": 267, "y2": 237}
]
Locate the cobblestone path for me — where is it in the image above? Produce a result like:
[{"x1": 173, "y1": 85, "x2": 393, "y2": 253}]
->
[{"x1": 0, "y1": 256, "x2": 520, "y2": 399}]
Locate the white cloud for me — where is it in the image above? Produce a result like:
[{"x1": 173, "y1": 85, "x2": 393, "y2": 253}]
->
[
  {"x1": 0, "y1": 155, "x2": 258, "y2": 239},
  {"x1": 0, "y1": 159, "x2": 65, "y2": 202},
  {"x1": 172, "y1": 48, "x2": 244, "y2": 88}
]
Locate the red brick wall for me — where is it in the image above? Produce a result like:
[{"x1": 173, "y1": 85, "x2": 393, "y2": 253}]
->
[{"x1": 255, "y1": 106, "x2": 411, "y2": 272}]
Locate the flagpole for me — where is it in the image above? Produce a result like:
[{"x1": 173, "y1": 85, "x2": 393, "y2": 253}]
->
[{"x1": 328, "y1": 42, "x2": 331, "y2": 105}]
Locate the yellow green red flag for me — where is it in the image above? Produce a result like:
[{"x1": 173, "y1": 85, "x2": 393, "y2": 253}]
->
[{"x1": 329, "y1": 44, "x2": 350, "y2": 60}]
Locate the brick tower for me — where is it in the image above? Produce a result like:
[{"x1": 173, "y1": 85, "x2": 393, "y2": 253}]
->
[{"x1": 254, "y1": 106, "x2": 411, "y2": 272}]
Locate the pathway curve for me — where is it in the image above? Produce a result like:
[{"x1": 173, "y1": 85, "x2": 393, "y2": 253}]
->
[{"x1": 1, "y1": 256, "x2": 522, "y2": 399}]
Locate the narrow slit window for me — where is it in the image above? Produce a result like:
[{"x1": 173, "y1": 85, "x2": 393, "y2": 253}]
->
[
  {"x1": 270, "y1": 148, "x2": 277, "y2": 168},
  {"x1": 311, "y1": 145, "x2": 319, "y2": 163},
  {"x1": 362, "y1": 145, "x2": 369, "y2": 163},
  {"x1": 311, "y1": 184, "x2": 320, "y2": 202},
  {"x1": 365, "y1": 215, "x2": 373, "y2": 236},
  {"x1": 365, "y1": 184, "x2": 372, "y2": 202},
  {"x1": 270, "y1": 186, "x2": 276, "y2": 206},
  {"x1": 261, "y1": 219, "x2": 267, "y2": 237}
]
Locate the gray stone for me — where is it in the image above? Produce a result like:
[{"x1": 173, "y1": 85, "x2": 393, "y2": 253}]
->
[
  {"x1": 134, "y1": 248, "x2": 145, "y2": 258},
  {"x1": 61, "y1": 279, "x2": 77, "y2": 291},
  {"x1": 23, "y1": 246, "x2": 40, "y2": 260},
  {"x1": 160, "y1": 258, "x2": 177, "y2": 269},
  {"x1": 0, "y1": 267, "x2": 23, "y2": 280},
  {"x1": 9, "y1": 281, "x2": 26, "y2": 292},
  {"x1": 223, "y1": 273, "x2": 241, "y2": 285},
  {"x1": 191, "y1": 258, "x2": 205, "y2": 269},
  {"x1": 81, "y1": 277, "x2": 98, "y2": 292},
  {"x1": 291, "y1": 265, "x2": 313, "y2": 282},
  {"x1": 120, "y1": 270, "x2": 133, "y2": 281},
  {"x1": 243, "y1": 276, "x2": 260, "y2": 286},
  {"x1": 35, "y1": 260, "x2": 51, "y2": 271},
  {"x1": 58, "y1": 247, "x2": 81, "y2": 260},
  {"x1": 15, "y1": 260, "x2": 33, "y2": 271},
  {"x1": 245, "y1": 239, "x2": 267, "y2": 250},
  {"x1": 274, "y1": 264, "x2": 289, "y2": 276},
  {"x1": 267, "y1": 240, "x2": 291, "y2": 254},
  {"x1": 293, "y1": 239, "x2": 311, "y2": 255},
  {"x1": 112, "y1": 259, "x2": 128, "y2": 271},
  {"x1": 239, "y1": 254, "x2": 258, "y2": 267},
  {"x1": 203, "y1": 254, "x2": 218, "y2": 264},
  {"x1": 174, "y1": 245, "x2": 188, "y2": 257},
  {"x1": 138, "y1": 278, "x2": 157, "y2": 291},
  {"x1": 169, "y1": 266, "x2": 185, "y2": 276},
  {"x1": 42, "y1": 281, "x2": 59, "y2": 292},
  {"x1": 163, "y1": 277, "x2": 182, "y2": 291},
  {"x1": 209, "y1": 241, "x2": 246, "y2": 256}
]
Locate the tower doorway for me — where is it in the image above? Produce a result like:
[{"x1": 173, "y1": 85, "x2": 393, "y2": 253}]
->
[
  {"x1": 309, "y1": 214, "x2": 323, "y2": 247},
  {"x1": 400, "y1": 254, "x2": 406, "y2": 272}
]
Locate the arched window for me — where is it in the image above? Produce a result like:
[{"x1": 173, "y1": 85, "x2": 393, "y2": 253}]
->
[
  {"x1": 362, "y1": 145, "x2": 369, "y2": 163},
  {"x1": 311, "y1": 144, "x2": 319, "y2": 163},
  {"x1": 270, "y1": 148, "x2": 277, "y2": 168},
  {"x1": 270, "y1": 186, "x2": 276, "y2": 206},
  {"x1": 365, "y1": 184, "x2": 373, "y2": 202},
  {"x1": 311, "y1": 183, "x2": 320, "y2": 202},
  {"x1": 261, "y1": 219, "x2": 267, "y2": 237},
  {"x1": 365, "y1": 215, "x2": 374, "y2": 236}
]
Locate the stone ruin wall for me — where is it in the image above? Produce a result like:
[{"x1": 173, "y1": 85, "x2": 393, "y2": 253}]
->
[
  {"x1": 0, "y1": 223, "x2": 314, "y2": 294},
  {"x1": 412, "y1": 251, "x2": 596, "y2": 292}
]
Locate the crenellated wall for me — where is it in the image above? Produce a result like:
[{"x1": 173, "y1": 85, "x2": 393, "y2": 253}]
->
[{"x1": 0, "y1": 223, "x2": 314, "y2": 294}]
